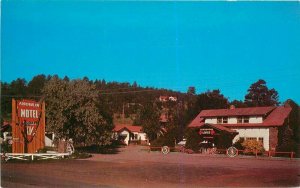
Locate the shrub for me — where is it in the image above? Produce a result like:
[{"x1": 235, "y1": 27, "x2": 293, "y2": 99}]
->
[
  {"x1": 277, "y1": 140, "x2": 297, "y2": 152},
  {"x1": 37, "y1": 146, "x2": 56, "y2": 153},
  {"x1": 151, "y1": 133, "x2": 175, "y2": 147},
  {"x1": 233, "y1": 139, "x2": 245, "y2": 150},
  {"x1": 76, "y1": 141, "x2": 123, "y2": 154},
  {"x1": 242, "y1": 140, "x2": 265, "y2": 154},
  {"x1": 185, "y1": 128, "x2": 200, "y2": 152},
  {"x1": 276, "y1": 140, "x2": 297, "y2": 157},
  {"x1": 70, "y1": 151, "x2": 92, "y2": 159},
  {"x1": 0, "y1": 141, "x2": 12, "y2": 153},
  {"x1": 215, "y1": 132, "x2": 233, "y2": 149}
]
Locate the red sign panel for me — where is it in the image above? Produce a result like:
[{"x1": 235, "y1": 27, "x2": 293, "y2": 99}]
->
[
  {"x1": 17, "y1": 100, "x2": 42, "y2": 141},
  {"x1": 199, "y1": 128, "x2": 215, "y2": 135}
]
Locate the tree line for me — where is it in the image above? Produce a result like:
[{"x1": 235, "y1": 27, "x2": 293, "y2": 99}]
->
[{"x1": 1, "y1": 74, "x2": 299, "y2": 150}]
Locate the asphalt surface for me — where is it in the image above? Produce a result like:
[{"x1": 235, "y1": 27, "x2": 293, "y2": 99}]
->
[{"x1": 1, "y1": 145, "x2": 300, "y2": 187}]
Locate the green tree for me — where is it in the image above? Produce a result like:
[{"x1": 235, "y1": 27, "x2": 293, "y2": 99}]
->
[
  {"x1": 284, "y1": 99, "x2": 300, "y2": 143},
  {"x1": 185, "y1": 89, "x2": 229, "y2": 125},
  {"x1": 1, "y1": 79, "x2": 28, "y2": 119},
  {"x1": 165, "y1": 102, "x2": 186, "y2": 143},
  {"x1": 42, "y1": 77, "x2": 113, "y2": 146},
  {"x1": 276, "y1": 100, "x2": 299, "y2": 155},
  {"x1": 230, "y1": 100, "x2": 248, "y2": 108},
  {"x1": 185, "y1": 128, "x2": 201, "y2": 152},
  {"x1": 132, "y1": 81, "x2": 138, "y2": 88},
  {"x1": 1, "y1": 82, "x2": 12, "y2": 118},
  {"x1": 277, "y1": 126, "x2": 296, "y2": 153},
  {"x1": 27, "y1": 74, "x2": 47, "y2": 96},
  {"x1": 244, "y1": 79, "x2": 279, "y2": 107},
  {"x1": 187, "y1": 86, "x2": 196, "y2": 95},
  {"x1": 139, "y1": 103, "x2": 161, "y2": 141},
  {"x1": 10, "y1": 78, "x2": 28, "y2": 97},
  {"x1": 63, "y1": 76, "x2": 70, "y2": 82}
]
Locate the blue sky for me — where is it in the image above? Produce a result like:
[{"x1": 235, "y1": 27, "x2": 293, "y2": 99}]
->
[{"x1": 2, "y1": 1, "x2": 300, "y2": 103}]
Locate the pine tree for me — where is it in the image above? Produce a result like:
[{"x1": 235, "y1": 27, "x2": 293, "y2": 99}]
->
[{"x1": 244, "y1": 79, "x2": 279, "y2": 107}]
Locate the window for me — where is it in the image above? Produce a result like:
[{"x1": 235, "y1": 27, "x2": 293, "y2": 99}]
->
[
  {"x1": 217, "y1": 117, "x2": 222, "y2": 124},
  {"x1": 243, "y1": 116, "x2": 249, "y2": 123},
  {"x1": 246, "y1": 137, "x2": 256, "y2": 141},
  {"x1": 237, "y1": 117, "x2": 243, "y2": 123},
  {"x1": 237, "y1": 116, "x2": 250, "y2": 123},
  {"x1": 223, "y1": 117, "x2": 228, "y2": 123},
  {"x1": 217, "y1": 117, "x2": 228, "y2": 124},
  {"x1": 258, "y1": 137, "x2": 264, "y2": 144}
]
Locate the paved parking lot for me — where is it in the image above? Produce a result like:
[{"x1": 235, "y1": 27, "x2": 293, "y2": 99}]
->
[{"x1": 1, "y1": 145, "x2": 300, "y2": 187}]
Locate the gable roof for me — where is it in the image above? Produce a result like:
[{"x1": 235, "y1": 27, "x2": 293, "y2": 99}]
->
[
  {"x1": 198, "y1": 106, "x2": 275, "y2": 117},
  {"x1": 262, "y1": 106, "x2": 292, "y2": 126},
  {"x1": 188, "y1": 106, "x2": 292, "y2": 128},
  {"x1": 188, "y1": 115, "x2": 205, "y2": 128},
  {"x1": 113, "y1": 124, "x2": 143, "y2": 133}
]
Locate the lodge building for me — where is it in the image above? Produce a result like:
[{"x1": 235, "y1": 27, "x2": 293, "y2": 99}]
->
[{"x1": 188, "y1": 105, "x2": 292, "y2": 151}]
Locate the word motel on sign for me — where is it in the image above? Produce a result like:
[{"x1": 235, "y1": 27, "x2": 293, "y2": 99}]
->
[{"x1": 20, "y1": 109, "x2": 39, "y2": 119}]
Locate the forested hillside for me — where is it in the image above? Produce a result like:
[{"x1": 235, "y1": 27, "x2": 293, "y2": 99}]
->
[
  {"x1": 1, "y1": 74, "x2": 187, "y2": 120},
  {"x1": 1, "y1": 74, "x2": 299, "y2": 149}
]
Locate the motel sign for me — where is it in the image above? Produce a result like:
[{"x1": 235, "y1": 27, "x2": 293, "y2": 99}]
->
[
  {"x1": 17, "y1": 100, "x2": 41, "y2": 139},
  {"x1": 12, "y1": 99, "x2": 46, "y2": 153}
]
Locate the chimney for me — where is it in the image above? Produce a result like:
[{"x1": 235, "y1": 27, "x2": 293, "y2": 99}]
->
[{"x1": 230, "y1": 105, "x2": 235, "y2": 110}]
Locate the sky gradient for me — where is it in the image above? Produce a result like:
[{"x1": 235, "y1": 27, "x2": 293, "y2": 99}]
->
[{"x1": 2, "y1": 1, "x2": 300, "y2": 103}]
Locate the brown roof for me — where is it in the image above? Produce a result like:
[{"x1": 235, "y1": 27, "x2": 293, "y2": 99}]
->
[
  {"x1": 188, "y1": 106, "x2": 291, "y2": 128},
  {"x1": 262, "y1": 106, "x2": 292, "y2": 126},
  {"x1": 113, "y1": 124, "x2": 143, "y2": 133},
  {"x1": 188, "y1": 115, "x2": 205, "y2": 128},
  {"x1": 198, "y1": 106, "x2": 275, "y2": 117}
]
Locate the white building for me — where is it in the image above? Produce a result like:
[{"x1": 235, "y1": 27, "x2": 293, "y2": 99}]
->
[
  {"x1": 159, "y1": 96, "x2": 177, "y2": 102},
  {"x1": 189, "y1": 106, "x2": 292, "y2": 151},
  {"x1": 113, "y1": 124, "x2": 148, "y2": 145},
  {"x1": 45, "y1": 132, "x2": 55, "y2": 147}
]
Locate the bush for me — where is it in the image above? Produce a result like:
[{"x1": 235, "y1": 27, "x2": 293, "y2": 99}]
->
[
  {"x1": 276, "y1": 140, "x2": 297, "y2": 157},
  {"x1": 76, "y1": 140, "x2": 123, "y2": 154},
  {"x1": 37, "y1": 146, "x2": 56, "y2": 153},
  {"x1": 151, "y1": 133, "x2": 175, "y2": 147},
  {"x1": 242, "y1": 140, "x2": 265, "y2": 154},
  {"x1": 0, "y1": 141, "x2": 12, "y2": 153},
  {"x1": 277, "y1": 140, "x2": 297, "y2": 152},
  {"x1": 70, "y1": 151, "x2": 92, "y2": 159},
  {"x1": 233, "y1": 139, "x2": 245, "y2": 150},
  {"x1": 185, "y1": 129, "x2": 201, "y2": 152}
]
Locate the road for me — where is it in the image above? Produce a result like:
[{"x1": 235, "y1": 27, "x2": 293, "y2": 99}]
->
[{"x1": 1, "y1": 145, "x2": 300, "y2": 187}]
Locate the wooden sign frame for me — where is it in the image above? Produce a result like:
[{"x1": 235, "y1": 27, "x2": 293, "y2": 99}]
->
[{"x1": 12, "y1": 99, "x2": 46, "y2": 153}]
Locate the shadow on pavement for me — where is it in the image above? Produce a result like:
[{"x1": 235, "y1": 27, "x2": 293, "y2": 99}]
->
[{"x1": 76, "y1": 141, "x2": 126, "y2": 154}]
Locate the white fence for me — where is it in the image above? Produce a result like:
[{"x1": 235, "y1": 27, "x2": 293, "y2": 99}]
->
[{"x1": 1, "y1": 153, "x2": 70, "y2": 161}]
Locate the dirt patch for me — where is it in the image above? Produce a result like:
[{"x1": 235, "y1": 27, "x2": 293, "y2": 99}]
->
[{"x1": 2, "y1": 146, "x2": 300, "y2": 187}]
